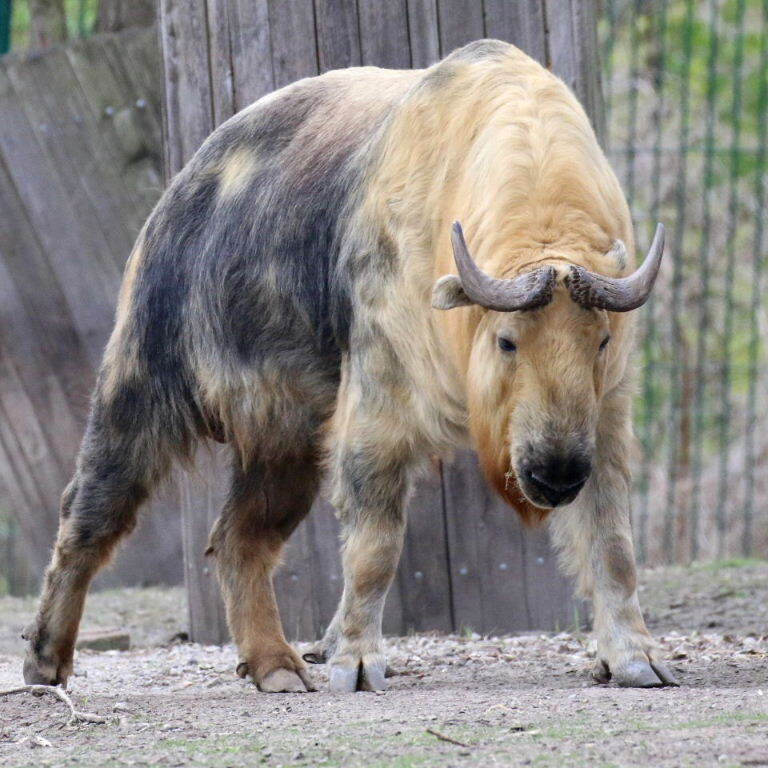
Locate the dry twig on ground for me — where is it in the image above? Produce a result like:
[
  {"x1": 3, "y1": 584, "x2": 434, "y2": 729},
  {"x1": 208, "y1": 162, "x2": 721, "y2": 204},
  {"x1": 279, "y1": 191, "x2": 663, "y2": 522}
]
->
[
  {"x1": 425, "y1": 727, "x2": 470, "y2": 748},
  {"x1": 0, "y1": 685, "x2": 106, "y2": 726}
]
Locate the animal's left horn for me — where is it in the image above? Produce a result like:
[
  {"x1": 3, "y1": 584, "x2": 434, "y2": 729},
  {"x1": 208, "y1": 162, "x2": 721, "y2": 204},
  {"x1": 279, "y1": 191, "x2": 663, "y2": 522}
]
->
[
  {"x1": 565, "y1": 223, "x2": 665, "y2": 312},
  {"x1": 450, "y1": 221, "x2": 556, "y2": 312}
]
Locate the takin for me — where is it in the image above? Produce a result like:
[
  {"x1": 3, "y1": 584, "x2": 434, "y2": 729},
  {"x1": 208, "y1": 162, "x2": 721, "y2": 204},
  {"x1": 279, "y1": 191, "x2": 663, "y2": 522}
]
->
[{"x1": 24, "y1": 39, "x2": 677, "y2": 693}]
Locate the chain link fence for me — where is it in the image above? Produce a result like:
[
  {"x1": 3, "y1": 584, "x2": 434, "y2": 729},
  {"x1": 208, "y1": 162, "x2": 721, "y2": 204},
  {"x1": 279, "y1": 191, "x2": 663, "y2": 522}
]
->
[{"x1": 600, "y1": 0, "x2": 767, "y2": 563}]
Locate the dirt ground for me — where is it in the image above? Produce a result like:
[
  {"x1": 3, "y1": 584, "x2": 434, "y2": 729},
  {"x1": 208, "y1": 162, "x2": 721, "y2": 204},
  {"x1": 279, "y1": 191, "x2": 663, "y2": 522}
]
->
[{"x1": 1, "y1": 560, "x2": 767, "y2": 768}]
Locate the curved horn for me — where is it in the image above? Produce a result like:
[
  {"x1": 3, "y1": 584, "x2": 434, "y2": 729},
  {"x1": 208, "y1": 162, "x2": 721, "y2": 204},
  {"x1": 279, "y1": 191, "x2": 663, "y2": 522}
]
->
[
  {"x1": 450, "y1": 221, "x2": 556, "y2": 312},
  {"x1": 566, "y1": 223, "x2": 665, "y2": 312}
]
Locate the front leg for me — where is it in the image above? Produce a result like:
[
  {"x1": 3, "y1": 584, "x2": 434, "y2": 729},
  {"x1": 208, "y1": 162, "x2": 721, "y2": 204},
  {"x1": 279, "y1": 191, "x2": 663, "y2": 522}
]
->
[
  {"x1": 321, "y1": 444, "x2": 409, "y2": 692},
  {"x1": 549, "y1": 389, "x2": 678, "y2": 688}
]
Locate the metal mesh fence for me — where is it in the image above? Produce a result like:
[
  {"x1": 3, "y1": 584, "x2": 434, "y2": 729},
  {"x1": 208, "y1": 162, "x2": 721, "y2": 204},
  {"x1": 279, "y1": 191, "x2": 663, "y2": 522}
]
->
[{"x1": 600, "y1": 0, "x2": 768, "y2": 563}]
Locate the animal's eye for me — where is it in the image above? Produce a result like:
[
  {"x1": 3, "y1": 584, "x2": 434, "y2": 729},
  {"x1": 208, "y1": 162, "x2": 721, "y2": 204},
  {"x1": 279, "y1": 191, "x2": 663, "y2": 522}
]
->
[
  {"x1": 498, "y1": 336, "x2": 517, "y2": 353},
  {"x1": 599, "y1": 334, "x2": 611, "y2": 351}
]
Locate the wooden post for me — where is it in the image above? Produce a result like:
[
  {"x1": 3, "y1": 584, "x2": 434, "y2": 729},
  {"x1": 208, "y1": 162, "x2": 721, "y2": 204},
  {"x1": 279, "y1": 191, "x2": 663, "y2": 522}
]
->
[{"x1": 158, "y1": 0, "x2": 604, "y2": 642}]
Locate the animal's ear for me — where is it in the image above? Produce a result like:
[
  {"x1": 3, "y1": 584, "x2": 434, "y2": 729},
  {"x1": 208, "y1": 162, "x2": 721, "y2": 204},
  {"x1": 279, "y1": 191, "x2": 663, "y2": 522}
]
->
[
  {"x1": 431, "y1": 274, "x2": 475, "y2": 310},
  {"x1": 606, "y1": 239, "x2": 628, "y2": 270}
]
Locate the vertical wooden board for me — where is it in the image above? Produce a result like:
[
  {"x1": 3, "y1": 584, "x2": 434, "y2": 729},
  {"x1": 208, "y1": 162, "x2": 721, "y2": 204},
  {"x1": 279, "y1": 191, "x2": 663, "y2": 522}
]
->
[
  {"x1": 522, "y1": 523, "x2": 587, "y2": 631},
  {"x1": 98, "y1": 32, "x2": 164, "y2": 157},
  {"x1": 205, "y1": 0, "x2": 236, "y2": 125},
  {"x1": 267, "y1": 0, "x2": 319, "y2": 88},
  {"x1": 436, "y1": 0, "x2": 484, "y2": 57},
  {"x1": 440, "y1": 452, "x2": 485, "y2": 632},
  {"x1": 386, "y1": 463, "x2": 453, "y2": 634},
  {"x1": 158, "y1": 1, "x2": 231, "y2": 637},
  {"x1": 6, "y1": 522, "x2": 38, "y2": 596},
  {"x1": 442, "y1": 449, "x2": 516, "y2": 634},
  {"x1": 227, "y1": 0, "x2": 275, "y2": 110},
  {"x1": 306, "y1": 497, "x2": 343, "y2": 637},
  {"x1": 179, "y1": 449, "x2": 230, "y2": 645},
  {"x1": 483, "y1": 0, "x2": 547, "y2": 66},
  {"x1": 117, "y1": 27, "x2": 164, "y2": 114},
  {"x1": 314, "y1": 0, "x2": 361, "y2": 71},
  {"x1": 407, "y1": 0, "x2": 440, "y2": 68},
  {"x1": 357, "y1": 0, "x2": 411, "y2": 68},
  {"x1": 159, "y1": 0, "x2": 215, "y2": 174},
  {"x1": 443, "y1": 450, "x2": 579, "y2": 634},
  {"x1": 544, "y1": 0, "x2": 605, "y2": 143},
  {"x1": 274, "y1": 516, "x2": 318, "y2": 641}
]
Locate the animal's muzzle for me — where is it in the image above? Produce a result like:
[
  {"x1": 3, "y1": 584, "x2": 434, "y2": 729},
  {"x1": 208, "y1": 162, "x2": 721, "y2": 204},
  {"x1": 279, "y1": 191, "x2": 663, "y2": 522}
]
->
[{"x1": 519, "y1": 453, "x2": 591, "y2": 508}]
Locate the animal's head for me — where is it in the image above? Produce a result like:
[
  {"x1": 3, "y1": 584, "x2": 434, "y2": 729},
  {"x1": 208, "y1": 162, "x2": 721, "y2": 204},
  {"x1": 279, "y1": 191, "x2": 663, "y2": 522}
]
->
[{"x1": 433, "y1": 222, "x2": 664, "y2": 515}]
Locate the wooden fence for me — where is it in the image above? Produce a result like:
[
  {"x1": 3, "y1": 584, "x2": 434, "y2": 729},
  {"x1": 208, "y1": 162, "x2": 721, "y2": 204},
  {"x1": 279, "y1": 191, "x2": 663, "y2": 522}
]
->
[
  {"x1": 159, "y1": 0, "x2": 602, "y2": 643},
  {"x1": 0, "y1": 26, "x2": 184, "y2": 590}
]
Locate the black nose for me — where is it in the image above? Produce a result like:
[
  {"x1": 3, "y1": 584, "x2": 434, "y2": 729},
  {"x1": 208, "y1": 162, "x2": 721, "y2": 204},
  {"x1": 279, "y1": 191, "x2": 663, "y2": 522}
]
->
[{"x1": 523, "y1": 455, "x2": 591, "y2": 507}]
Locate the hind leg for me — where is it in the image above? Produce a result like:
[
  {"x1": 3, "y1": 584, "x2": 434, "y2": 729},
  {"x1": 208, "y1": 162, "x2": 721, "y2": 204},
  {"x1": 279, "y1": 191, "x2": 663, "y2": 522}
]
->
[
  {"x1": 207, "y1": 450, "x2": 320, "y2": 693},
  {"x1": 23, "y1": 403, "x2": 171, "y2": 686}
]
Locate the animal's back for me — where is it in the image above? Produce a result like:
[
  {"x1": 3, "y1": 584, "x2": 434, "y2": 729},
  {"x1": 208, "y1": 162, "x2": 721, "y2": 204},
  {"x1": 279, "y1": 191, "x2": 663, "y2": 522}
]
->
[
  {"x1": 125, "y1": 67, "x2": 415, "y2": 367},
  {"x1": 100, "y1": 66, "x2": 419, "y2": 450}
]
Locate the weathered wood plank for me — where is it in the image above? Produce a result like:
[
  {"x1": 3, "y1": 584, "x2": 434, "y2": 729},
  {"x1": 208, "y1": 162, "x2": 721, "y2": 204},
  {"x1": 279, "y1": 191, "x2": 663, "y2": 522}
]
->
[
  {"x1": 178, "y1": 449, "x2": 230, "y2": 646},
  {"x1": 4, "y1": 52, "x2": 133, "y2": 278},
  {"x1": 0, "y1": 153, "x2": 92, "y2": 432},
  {"x1": 357, "y1": 0, "x2": 411, "y2": 68},
  {"x1": 267, "y1": 0, "x2": 318, "y2": 88},
  {"x1": 109, "y1": 26, "x2": 164, "y2": 132},
  {"x1": 436, "y1": 0, "x2": 484, "y2": 56},
  {"x1": 407, "y1": 0, "x2": 440, "y2": 68},
  {"x1": 385, "y1": 463, "x2": 453, "y2": 635},
  {"x1": 63, "y1": 36, "x2": 159, "y2": 230},
  {"x1": 544, "y1": 0, "x2": 605, "y2": 142},
  {"x1": 205, "y1": 0, "x2": 236, "y2": 125},
  {"x1": 0, "y1": 343, "x2": 63, "y2": 564},
  {"x1": 158, "y1": 0, "x2": 215, "y2": 176},
  {"x1": 226, "y1": 0, "x2": 275, "y2": 109},
  {"x1": 0, "y1": 68, "x2": 116, "y2": 368},
  {"x1": 442, "y1": 451, "x2": 585, "y2": 634},
  {"x1": 483, "y1": 0, "x2": 547, "y2": 66},
  {"x1": 305, "y1": 498, "x2": 344, "y2": 635},
  {"x1": 92, "y1": 34, "x2": 164, "y2": 218},
  {"x1": 315, "y1": 0, "x2": 361, "y2": 71},
  {"x1": 275, "y1": 517, "x2": 318, "y2": 642},
  {"x1": 158, "y1": 2, "x2": 230, "y2": 640},
  {"x1": 521, "y1": 523, "x2": 586, "y2": 631}
]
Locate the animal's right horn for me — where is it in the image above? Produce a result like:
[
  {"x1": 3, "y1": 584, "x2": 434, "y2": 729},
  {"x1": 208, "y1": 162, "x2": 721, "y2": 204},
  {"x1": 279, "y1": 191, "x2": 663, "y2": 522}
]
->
[
  {"x1": 565, "y1": 223, "x2": 665, "y2": 312},
  {"x1": 449, "y1": 221, "x2": 556, "y2": 312}
]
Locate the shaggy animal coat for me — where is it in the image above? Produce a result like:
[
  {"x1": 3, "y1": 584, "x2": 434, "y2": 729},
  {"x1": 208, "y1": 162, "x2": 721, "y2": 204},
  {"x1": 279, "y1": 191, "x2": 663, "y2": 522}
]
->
[{"x1": 24, "y1": 40, "x2": 675, "y2": 693}]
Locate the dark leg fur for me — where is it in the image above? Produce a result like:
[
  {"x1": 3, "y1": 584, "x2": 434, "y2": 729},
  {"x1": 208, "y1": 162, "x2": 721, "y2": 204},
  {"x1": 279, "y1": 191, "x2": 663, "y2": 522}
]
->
[
  {"x1": 207, "y1": 449, "x2": 321, "y2": 693},
  {"x1": 23, "y1": 391, "x2": 176, "y2": 686}
]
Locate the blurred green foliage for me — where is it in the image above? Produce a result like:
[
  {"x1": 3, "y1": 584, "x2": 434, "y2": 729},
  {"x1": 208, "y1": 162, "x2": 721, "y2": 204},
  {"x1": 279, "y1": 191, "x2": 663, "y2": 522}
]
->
[{"x1": 9, "y1": 0, "x2": 99, "y2": 50}]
